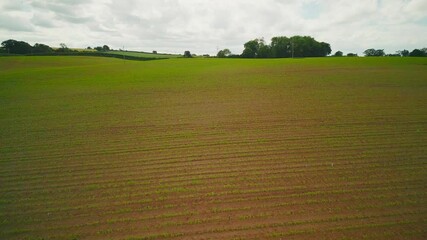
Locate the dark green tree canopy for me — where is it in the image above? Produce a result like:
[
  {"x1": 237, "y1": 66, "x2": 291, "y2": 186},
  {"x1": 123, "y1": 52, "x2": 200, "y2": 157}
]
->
[
  {"x1": 184, "y1": 50, "x2": 192, "y2": 58},
  {"x1": 94, "y1": 45, "x2": 111, "y2": 51},
  {"x1": 271, "y1": 36, "x2": 291, "y2": 58},
  {"x1": 56, "y1": 43, "x2": 71, "y2": 53},
  {"x1": 241, "y1": 39, "x2": 262, "y2": 58},
  {"x1": 364, "y1": 49, "x2": 375, "y2": 56},
  {"x1": 364, "y1": 49, "x2": 385, "y2": 57},
  {"x1": 398, "y1": 49, "x2": 409, "y2": 57},
  {"x1": 257, "y1": 39, "x2": 271, "y2": 58},
  {"x1": 217, "y1": 48, "x2": 231, "y2": 58},
  {"x1": 1, "y1": 39, "x2": 32, "y2": 54},
  {"x1": 1, "y1": 39, "x2": 55, "y2": 54},
  {"x1": 240, "y1": 36, "x2": 331, "y2": 58},
  {"x1": 334, "y1": 51, "x2": 343, "y2": 57},
  {"x1": 33, "y1": 43, "x2": 53, "y2": 53},
  {"x1": 347, "y1": 53, "x2": 358, "y2": 57},
  {"x1": 409, "y1": 49, "x2": 427, "y2": 57}
]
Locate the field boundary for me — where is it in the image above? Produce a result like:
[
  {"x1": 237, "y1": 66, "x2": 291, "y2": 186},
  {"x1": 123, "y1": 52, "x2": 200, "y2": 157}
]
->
[{"x1": 0, "y1": 52, "x2": 165, "y2": 61}]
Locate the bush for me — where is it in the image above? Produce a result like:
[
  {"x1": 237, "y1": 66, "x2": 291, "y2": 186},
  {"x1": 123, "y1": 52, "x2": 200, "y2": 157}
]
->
[{"x1": 184, "y1": 51, "x2": 192, "y2": 58}]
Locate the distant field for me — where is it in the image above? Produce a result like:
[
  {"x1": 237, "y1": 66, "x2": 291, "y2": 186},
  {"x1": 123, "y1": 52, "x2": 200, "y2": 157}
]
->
[
  {"x1": 106, "y1": 50, "x2": 181, "y2": 59},
  {"x1": 0, "y1": 56, "x2": 426, "y2": 239}
]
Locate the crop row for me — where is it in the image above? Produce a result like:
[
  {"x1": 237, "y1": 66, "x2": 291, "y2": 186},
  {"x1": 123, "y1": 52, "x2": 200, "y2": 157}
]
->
[
  {"x1": 2, "y1": 126, "x2": 423, "y2": 164},
  {"x1": 7, "y1": 208, "x2": 422, "y2": 240},
  {"x1": 1, "y1": 122, "x2": 420, "y2": 156},
  {"x1": 3, "y1": 195, "x2": 424, "y2": 238},
  {"x1": 2, "y1": 178, "x2": 424, "y2": 221},
  {"x1": 2, "y1": 158, "x2": 424, "y2": 206},
  {"x1": 1, "y1": 145, "x2": 423, "y2": 189},
  {"x1": 3, "y1": 157, "x2": 423, "y2": 196},
  {"x1": 4, "y1": 181, "x2": 424, "y2": 220},
  {"x1": 269, "y1": 219, "x2": 426, "y2": 238},
  {"x1": 2, "y1": 118, "x2": 422, "y2": 163}
]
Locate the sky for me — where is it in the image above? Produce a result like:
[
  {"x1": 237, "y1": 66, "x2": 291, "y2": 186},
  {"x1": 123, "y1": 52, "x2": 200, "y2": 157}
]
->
[{"x1": 1, "y1": 0, "x2": 426, "y2": 55}]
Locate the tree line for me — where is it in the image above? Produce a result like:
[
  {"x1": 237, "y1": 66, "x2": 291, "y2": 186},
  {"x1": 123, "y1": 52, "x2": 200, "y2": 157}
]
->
[
  {"x1": 3, "y1": 38, "x2": 425, "y2": 58},
  {"x1": 332, "y1": 48, "x2": 427, "y2": 57},
  {"x1": 332, "y1": 51, "x2": 358, "y2": 57},
  {"x1": 0, "y1": 39, "x2": 112, "y2": 54},
  {"x1": 361, "y1": 48, "x2": 427, "y2": 57},
  {"x1": 218, "y1": 35, "x2": 426, "y2": 58},
  {"x1": 0, "y1": 39, "x2": 54, "y2": 54},
  {"x1": 218, "y1": 36, "x2": 332, "y2": 58}
]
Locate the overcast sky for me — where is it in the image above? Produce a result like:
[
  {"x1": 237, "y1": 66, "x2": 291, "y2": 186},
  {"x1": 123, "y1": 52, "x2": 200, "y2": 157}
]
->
[{"x1": 1, "y1": 0, "x2": 426, "y2": 55}]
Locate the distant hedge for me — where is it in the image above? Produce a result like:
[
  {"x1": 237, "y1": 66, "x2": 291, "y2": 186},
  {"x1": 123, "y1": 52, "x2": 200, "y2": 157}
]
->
[
  {"x1": 25, "y1": 52, "x2": 159, "y2": 61},
  {"x1": 0, "y1": 39, "x2": 161, "y2": 61},
  {"x1": 0, "y1": 51, "x2": 160, "y2": 61}
]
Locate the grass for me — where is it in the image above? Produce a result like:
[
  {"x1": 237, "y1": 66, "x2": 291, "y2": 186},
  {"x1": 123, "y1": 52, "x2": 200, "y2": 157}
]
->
[
  {"x1": 0, "y1": 56, "x2": 426, "y2": 239},
  {"x1": 106, "y1": 50, "x2": 181, "y2": 59}
]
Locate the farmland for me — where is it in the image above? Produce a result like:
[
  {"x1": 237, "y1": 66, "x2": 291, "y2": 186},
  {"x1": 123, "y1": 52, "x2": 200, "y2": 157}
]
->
[
  {"x1": 0, "y1": 56, "x2": 426, "y2": 239},
  {"x1": 106, "y1": 50, "x2": 181, "y2": 59}
]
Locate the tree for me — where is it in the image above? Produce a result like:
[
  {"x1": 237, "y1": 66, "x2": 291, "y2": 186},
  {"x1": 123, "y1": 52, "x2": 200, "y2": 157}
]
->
[
  {"x1": 33, "y1": 43, "x2": 53, "y2": 53},
  {"x1": 184, "y1": 51, "x2": 192, "y2": 58},
  {"x1": 217, "y1": 48, "x2": 231, "y2": 58},
  {"x1": 375, "y1": 49, "x2": 385, "y2": 56},
  {"x1": 93, "y1": 45, "x2": 110, "y2": 51},
  {"x1": 397, "y1": 49, "x2": 409, "y2": 57},
  {"x1": 257, "y1": 39, "x2": 271, "y2": 58},
  {"x1": 363, "y1": 49, "x2": 375, "y2": 56},
  {"x1": 387, "y1": 53, "x2": 400, "y2": 57},
  {"x1": 347, "y1": 53, "x2": 358, "y2": 57},
  {"x1": 271, "y1": 36, "x2": 291, "y2": 58},
  {"x1": 289, "y1": 36, "x2": 304, "y2": 57},
  {"x1": 319, "y1": 42, "x2": 332, "y2": 56},
  {"x1": 364, "y1": 48, "x2": 385, "y2": 57},
  {"x1": 241, "y1": 39, "x2": 261, "y2": 58},
  {"x1": 56, "y1": 43, "x2": 70, "y2": 52},
  {"x1": 288, "y1": 36, "x2": 330, "y2": 57},
  {"x1": 239, "y1": 36, "x2": 331, "y2": 58},
  {"x1": 240, "y1": 38, "x2": 272, "y2": 58},
  {"x1": 409, "y1": 49, "x2": 426, "y2": 57},
  {"x1": 334, "y1": 51, "x2": 343, "y2": 57},
  {"x1": 1, "y1": 39, "x2": 32, "y2": 54},
  {"x1": 290, "y1": 36, "x2": 314, "y2": 57}
]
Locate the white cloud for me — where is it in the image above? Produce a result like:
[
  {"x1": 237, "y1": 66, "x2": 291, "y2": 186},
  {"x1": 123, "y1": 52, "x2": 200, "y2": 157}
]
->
[{"x1": 0, "y1": 0, "x2": 426, "y2": 55}]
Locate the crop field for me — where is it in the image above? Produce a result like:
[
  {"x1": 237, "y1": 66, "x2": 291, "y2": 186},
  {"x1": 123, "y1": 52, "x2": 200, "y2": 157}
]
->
[
  {"x1": 106, "y1": 50, "x2": 181, "y2": 59},
  {"x1": 0, "y1": 56, "x2": 426, "y2": 239}
]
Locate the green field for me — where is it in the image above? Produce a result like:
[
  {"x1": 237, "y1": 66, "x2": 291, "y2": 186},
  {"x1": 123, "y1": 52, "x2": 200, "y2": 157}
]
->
[
  {"x1": 106, "y1": 50, "x2": 181, "y2": 59},
  {"x1": 0, "y1": 56, "x2": 426, "y2": 239}
]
